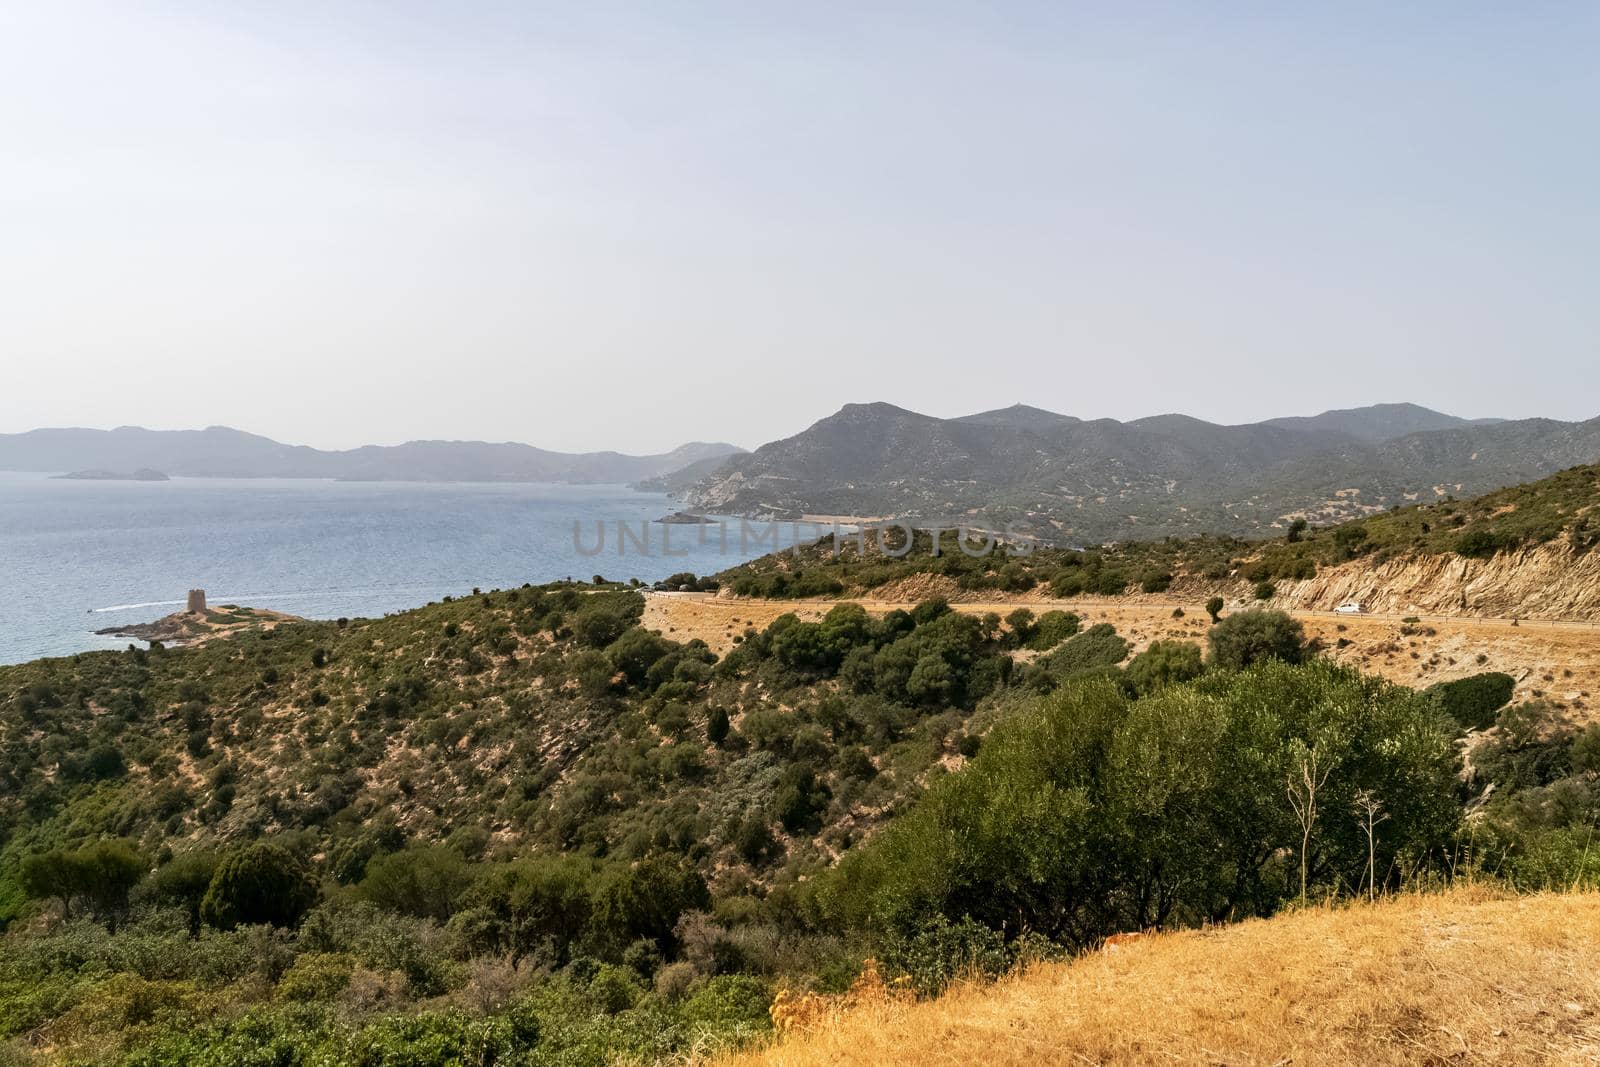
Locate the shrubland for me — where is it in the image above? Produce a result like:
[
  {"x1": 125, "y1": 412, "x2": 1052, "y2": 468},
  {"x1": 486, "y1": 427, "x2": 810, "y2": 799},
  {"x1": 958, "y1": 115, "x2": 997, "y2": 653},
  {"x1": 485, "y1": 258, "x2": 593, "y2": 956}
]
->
[
  {"x1": 718, "y1": 463, "x2": 1600, "y2": 600},
  {"x1": 1, "y1": 576, "x2": 1596, "y2": 1063}
]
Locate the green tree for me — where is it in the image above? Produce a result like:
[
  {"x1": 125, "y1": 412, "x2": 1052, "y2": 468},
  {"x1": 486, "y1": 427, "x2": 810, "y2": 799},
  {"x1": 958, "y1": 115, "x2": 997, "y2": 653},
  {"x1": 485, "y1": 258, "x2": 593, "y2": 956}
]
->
[
  {"x1": 815, "y1": 662, "x2": 1458, "y2": 945},
  {"x1": 906, "y1": 653, "x2": 955, "y2": 705},
  {"x1": 154, "y1": 850, "x2": 219, "y2": 935},
  {"x1": 1286, "y1": 518, "x2": 1308, "y2": 543},
  {"x1": 707, "y1": 706, "x2": 731, "y2": 745},
  {"x1": 76, "y1": 840, "x2": 146, "y2": 931},
  {"x1": 1207, "y1": 610, "x2": 1306, "y2": 670},
  {"x1": 465, "y1": 854, "x2": 596, "y2": 967},
  {"x1": 1205, "y1": 596, "x2": 1225, "y2": 623},
  {"x1": 19, "y1": 848, "x2": 83, "y2": 918},
  {"x1": 606, "y1": 627, "x2": 673, "y2": 687},
  {"x1": 19, "y1": 840, "x2": 145, "y2": 929},
  {"x1": 200, "y1": 843, "x2": 319, "y2": 930},
  {"x1": 358, "y1": 845, "x2": 474, "y2": 922},
  {"x1": 1004, "y1": 608, "x2": 1036, "y2": 648},
  {"x1": 589, "y1": 855, "x2": 709, "y2": 956}
]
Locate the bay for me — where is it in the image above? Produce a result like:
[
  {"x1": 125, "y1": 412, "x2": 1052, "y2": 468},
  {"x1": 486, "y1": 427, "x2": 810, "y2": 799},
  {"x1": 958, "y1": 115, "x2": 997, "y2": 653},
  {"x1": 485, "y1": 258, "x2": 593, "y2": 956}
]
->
[{"x1": 0, "y1": 473, "x2": 787, "y2": 664}]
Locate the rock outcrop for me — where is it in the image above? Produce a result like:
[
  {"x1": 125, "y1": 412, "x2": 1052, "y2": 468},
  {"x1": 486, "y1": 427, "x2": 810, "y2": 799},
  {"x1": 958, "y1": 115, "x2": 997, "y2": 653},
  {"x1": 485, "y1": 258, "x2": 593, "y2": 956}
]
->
[{"x1": 1270, "y1": 541, "x2": 1600, "y2": 620}]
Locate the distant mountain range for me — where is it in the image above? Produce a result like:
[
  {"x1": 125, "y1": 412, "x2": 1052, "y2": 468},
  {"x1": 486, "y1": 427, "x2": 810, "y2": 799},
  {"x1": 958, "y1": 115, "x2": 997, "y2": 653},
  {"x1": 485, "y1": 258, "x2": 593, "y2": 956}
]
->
[
  {"x1": 0, "y1": 426, "x2": 744, "y2": 485},
  {"x1": 12, "y1": 405, "x2": 1599, "y2": 547},
  {"x1": 681, "y1": 402, "x2": 1600, "y2": 543}
]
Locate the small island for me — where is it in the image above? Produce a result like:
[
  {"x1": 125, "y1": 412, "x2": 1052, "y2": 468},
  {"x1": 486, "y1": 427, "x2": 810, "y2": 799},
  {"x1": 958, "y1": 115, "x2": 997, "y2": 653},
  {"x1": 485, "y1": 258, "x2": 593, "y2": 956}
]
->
[
  {"x1": 54, "y1": 468, "x2": 170, "y2": 481},
  {"x1": 655, "y1": 510, "x2": 716, "y2": 524}
]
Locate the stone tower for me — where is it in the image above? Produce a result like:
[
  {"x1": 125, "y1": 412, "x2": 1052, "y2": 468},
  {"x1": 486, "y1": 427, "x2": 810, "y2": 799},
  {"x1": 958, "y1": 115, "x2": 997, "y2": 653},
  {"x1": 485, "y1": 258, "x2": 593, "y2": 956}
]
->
[{"x1": 186, "y1": 589, "x2": 207, "y2": 614}]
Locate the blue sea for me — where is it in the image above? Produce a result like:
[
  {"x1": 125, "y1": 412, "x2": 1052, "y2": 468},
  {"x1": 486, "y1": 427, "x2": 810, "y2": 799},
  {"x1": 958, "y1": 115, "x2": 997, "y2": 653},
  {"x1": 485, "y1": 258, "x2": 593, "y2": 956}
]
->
[{"x1": 0, "y1": 473, "x2": 786, "y2": 665}]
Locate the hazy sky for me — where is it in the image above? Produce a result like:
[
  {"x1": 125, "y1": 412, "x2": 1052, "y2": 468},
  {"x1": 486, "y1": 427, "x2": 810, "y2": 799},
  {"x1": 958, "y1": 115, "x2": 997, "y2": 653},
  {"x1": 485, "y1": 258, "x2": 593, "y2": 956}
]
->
[{"x1": 2, "y1": 3, "x2": 1596, "y2": 454}]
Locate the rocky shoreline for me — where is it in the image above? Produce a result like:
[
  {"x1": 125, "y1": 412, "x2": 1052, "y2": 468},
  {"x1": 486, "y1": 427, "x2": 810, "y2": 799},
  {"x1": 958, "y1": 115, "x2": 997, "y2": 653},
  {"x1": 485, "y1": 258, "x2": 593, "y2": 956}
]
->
[{"x1": 95, "y1": 605, "x2": 300, "y2": 645}]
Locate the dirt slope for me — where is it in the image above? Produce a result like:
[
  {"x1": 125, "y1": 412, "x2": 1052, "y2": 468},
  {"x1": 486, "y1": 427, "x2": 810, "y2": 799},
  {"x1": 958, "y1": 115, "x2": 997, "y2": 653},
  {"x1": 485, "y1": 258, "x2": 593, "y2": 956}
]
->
[{"x1": 721, "y1": 888, "x2": 1600, "y2": 1066}]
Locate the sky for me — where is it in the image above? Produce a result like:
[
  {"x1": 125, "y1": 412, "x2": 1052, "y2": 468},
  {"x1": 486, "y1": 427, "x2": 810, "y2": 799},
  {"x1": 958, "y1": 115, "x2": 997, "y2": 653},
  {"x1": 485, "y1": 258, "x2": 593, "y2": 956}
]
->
[{"x1": 1, "y1": 2, "x2": 1597, "y2": 454}]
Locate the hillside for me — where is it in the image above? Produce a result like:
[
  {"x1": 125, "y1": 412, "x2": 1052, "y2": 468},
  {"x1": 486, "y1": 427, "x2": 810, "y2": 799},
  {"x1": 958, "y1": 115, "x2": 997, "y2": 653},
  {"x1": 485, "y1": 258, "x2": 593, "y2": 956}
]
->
[
  {"x1": 716, "y1": 463, "x2": 1600, "y2": 621},
  {"x1": 631, "y1": 452, "x2": 739, "y2": 495},
  {"x1": 682, "y1": 401, "x2": 1600, "y2": 543},
  {"x1": 725, "y1": 888, "x2": 1600, "y2": 1066},
  {"x1": 1260, "y1": 400, "x2": 1504, "y2": 441},
  {"x1": 3, "y1": 574, "x2": 1599, "y2": 1062},
  {"x1": 0, "y1": 587, "x2": 963, "y2": 886},
  {"x1": 0, "y1": 426, "x2": 743, "y2": 484}
]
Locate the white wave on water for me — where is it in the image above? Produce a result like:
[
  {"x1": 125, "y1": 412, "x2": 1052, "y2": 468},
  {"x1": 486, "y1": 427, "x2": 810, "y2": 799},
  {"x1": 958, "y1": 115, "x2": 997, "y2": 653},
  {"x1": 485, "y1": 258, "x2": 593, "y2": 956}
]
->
[{"x1": 91, "y1": 600, "x2": 186, "y2": 613}]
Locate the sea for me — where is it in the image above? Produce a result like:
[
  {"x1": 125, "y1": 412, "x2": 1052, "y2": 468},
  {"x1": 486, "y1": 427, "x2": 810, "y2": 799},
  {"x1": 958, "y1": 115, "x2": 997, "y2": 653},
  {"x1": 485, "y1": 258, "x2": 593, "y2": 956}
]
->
[{"x1": 0, "y1": 472, "x2": 791, "y2": 665}]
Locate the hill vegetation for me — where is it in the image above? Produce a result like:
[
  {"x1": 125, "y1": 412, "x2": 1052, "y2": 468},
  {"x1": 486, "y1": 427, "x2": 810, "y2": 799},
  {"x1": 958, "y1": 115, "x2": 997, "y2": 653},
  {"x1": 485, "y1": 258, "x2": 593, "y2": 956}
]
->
[
  {"x1": 718, "y1": 463, "x2": 1600, "y2": 608},
  {"x1": 2, "y1": 574, "x2": 1597, "y2": 1062},
  {"x1": 684, "y1": 401, "x2": 1600, "y2": 543},
  {"x1": 0, "y1": 426, "x2": 742, "y2": 484}
]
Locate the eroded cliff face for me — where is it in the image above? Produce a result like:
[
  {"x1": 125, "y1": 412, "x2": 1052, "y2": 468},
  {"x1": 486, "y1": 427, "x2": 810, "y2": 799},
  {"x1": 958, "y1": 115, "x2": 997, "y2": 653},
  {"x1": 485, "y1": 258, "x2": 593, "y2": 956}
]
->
[{"x1": 1269, "y1": 541, "x2": 1600, "y2": 620}]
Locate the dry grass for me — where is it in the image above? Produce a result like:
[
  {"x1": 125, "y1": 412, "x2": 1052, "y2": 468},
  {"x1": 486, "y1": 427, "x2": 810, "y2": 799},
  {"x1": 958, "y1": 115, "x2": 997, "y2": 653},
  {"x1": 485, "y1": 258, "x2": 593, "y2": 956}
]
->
[{"x1": 721, "y1": 887, "x2": 1600, "y2": 1066}]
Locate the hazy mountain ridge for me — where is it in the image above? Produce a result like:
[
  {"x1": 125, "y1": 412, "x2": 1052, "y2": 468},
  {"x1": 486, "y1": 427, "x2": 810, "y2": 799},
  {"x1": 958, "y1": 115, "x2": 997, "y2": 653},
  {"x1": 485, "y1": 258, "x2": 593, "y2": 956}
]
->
[
  {"x1": 683, "y1": 402, "x2": 1600, "y2": 542},
  {"x1": 1258, "y1": 401, "x2": 1504, "y2": 442},
  {"x1": 0, "y1": 425, "x2": 744, "y2": 485}
]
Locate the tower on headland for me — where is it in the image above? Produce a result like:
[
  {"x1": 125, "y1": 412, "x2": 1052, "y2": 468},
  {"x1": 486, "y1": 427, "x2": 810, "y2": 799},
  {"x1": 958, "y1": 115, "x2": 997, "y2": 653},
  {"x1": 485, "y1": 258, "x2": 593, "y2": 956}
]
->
[{"x1": 186, "y1": 589, "x2": 207, "y2": 614}]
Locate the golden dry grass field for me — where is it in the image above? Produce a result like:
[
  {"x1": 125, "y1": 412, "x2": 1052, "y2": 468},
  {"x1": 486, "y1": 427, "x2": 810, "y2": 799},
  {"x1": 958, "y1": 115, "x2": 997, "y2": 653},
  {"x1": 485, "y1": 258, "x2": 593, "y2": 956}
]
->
[{"x1": 718, "y1": 888, "x2": 1600, "y2": 1067}]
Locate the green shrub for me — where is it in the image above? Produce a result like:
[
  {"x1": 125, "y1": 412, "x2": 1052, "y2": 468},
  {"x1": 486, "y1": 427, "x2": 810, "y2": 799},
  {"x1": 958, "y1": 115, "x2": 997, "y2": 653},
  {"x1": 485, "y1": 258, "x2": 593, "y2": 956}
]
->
[
  {"x1": 589, "y1": 856, "x2": 709, "y2": 956},
  {"x1": 882, "y1": 915, "x2": 1012, "y2": 996},
  {"x1": 1138, "y1": 569, "x2": 1172, "y2": 594},
  {"x1": 1454, "y1": 529, "x2": 1514, "y2": 559},
  {"x1": 119, "y1": 1004, "x2": 332, "y2": 1067},
  {"x1": 1123, "y1": 641, "x2": 1203, "y2": 695},
  {"x1": 1004, "y1": 609, "x2": 1036, "y2": 647},
  {"x1": 707, "y1": 706, "x2": 731, "y2": 745},
  {"x1": 276, "y1": 952, "x2": 356, "y2": 1002},
  {"x1": 679, "y1": 974, "x2": 773, "y2": 1034},
  {"x1": 589, "y1": 964, "x2": 644, "y2": 1014},
  {"x1": 1206, "y1": 610, "x2": 1305, "y2": 670},
  {"x1": 1424, "y1": 672, "x2": 1516, "y2": 731},
  {"x1": 1023, "y1": 611, "x2": 1079, "y2": 651},
  {"x1": 572, "y1": 595, "x2": 643, "y2": 648},
  {"x1": 1041, "y1": 624, "x2": 1129, "y2": 679},
  {"x1": 340, "y1": 1004, "x2": 540, "y2": 1066}
]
